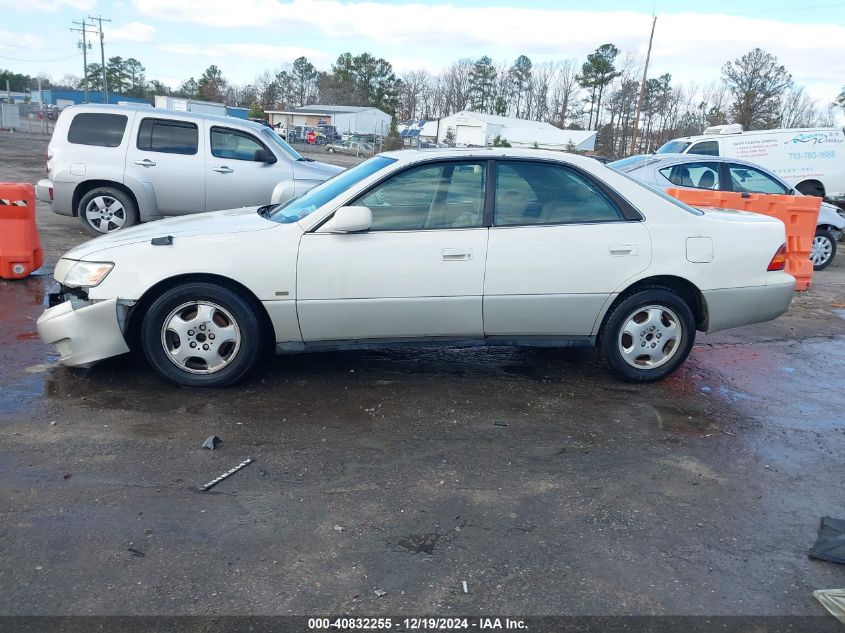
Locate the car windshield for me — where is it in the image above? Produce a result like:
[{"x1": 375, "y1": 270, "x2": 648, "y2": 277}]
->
[
  {"x1": 608, "y1": 154, "x2": 663, "y2": 173},
  {"x1": 656, "y1": 140, "x2": 691, "y2": 154},
  {"x1": 268, "y1": 156, "x2": 397, "y2": 224},
  {"x1": 260, "y1": 128, "x2": 303, "y2": 161}
]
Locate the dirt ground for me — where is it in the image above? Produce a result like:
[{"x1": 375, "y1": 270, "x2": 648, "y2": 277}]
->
[{"x1": 1, "y1": 130, "x2": 844, "y2": 627}]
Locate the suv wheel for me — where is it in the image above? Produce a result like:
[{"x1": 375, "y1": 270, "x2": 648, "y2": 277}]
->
[
  {"x1": 78, "y1": 187, "x2": 139, "y2": 236},
  {"x1": 601, "y1": 287, "x2": 696, "y2": 382}
]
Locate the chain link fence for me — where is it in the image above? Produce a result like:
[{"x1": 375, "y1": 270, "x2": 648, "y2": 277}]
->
[{"x1": 0, "y1": 103, "x2": 55, "y2": 135}]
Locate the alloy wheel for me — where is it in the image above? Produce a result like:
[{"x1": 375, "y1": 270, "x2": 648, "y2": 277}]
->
[{"x1": 617, "y1": 305, "x2": 683, "y2": 369}]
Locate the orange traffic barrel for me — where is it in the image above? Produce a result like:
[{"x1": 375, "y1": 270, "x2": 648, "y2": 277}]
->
[
  {"x1": 0, "y1": 183, "x2": 43, "y2": 280},
  {"x1": 666, "y1": 188, "x2": 820, "y2": 291}
]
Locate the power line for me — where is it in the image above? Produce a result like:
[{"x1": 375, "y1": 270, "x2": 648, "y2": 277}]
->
[
  {"x1": 0, "y1": 52, "x2": 81, "y2": 62},
  {"x1": 734, "y1": 2, "x2": 845, "y2": 14},
  {"x1": 88, "y1": 13, "x2": 111, "y2": 104}
]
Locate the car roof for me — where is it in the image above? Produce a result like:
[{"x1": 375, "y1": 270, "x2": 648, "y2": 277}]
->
[
  {"x1": 647, "y1": 153, "x2": 777, "y2": 170},
  {"x1": 379, "y1": 147, "x2": 602, "y2": 168},
  {"x1": 668, "y1": 127, "x2": 842, "y2": 143},
  {"x1": 62, "y1": 103, "x2": 267, "y2": 131}
]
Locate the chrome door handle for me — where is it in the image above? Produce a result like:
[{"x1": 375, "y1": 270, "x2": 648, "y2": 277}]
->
[
  {"x1": 134, "y1": 159, "x2": 156, "y2": 167},
  {"x1": 213, "y1": 166, "x2": 233, "y2": 174},
  {"x1": 442, "y1": 248, "x2": 472, "y2": 260},
  {"x1": 609, "y1": 244, "x2": 637, "y2": 256}
]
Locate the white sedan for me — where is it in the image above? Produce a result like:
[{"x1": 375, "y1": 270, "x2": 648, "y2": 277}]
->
[
  {"x1": 610, "y1": 153, "x2": 845, "y2": 270},
  {"x1": 38, "y1": 148, "x2": 795, "y2": 387}
]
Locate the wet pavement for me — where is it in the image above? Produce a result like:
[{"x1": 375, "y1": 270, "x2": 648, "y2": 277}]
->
[{"x1": 1, "y1": 131, "x2": 844, "y2": 618}]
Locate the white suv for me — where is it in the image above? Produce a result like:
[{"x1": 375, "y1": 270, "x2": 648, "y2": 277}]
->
[{"x1": 36, "y1": 104, "x2": 343, "y2": 236}]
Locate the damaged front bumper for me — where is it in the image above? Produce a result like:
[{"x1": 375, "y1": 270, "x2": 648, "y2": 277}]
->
[{"x1": 37, "y1": 286, "x2": 131, "y2": 368}]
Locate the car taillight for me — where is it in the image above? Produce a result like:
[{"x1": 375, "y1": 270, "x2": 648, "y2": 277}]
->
[
  {"x1": 48, "y1": 187, "x2": 53, "y2": 201},
  {"x1": 767, "y1": 244, "x2": 787, "y2": 271}
]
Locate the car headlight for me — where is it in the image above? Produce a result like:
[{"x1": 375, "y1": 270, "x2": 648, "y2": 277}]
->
[{"x1": 63, "y1": 260, "x2": 114, "y2": 288}]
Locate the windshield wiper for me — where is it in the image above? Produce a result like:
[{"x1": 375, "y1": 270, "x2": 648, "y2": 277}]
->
[{"x1": 257, "y1": 204, "x2": 274, "y2": 217}]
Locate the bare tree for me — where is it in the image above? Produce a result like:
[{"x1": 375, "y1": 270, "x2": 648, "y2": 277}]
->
[
  {"x1": 442, "y1": 58, "x2": 473, "y2": 115},
  {"x1": 779, "y1": 85, "x2": 821, "y2": 128},
  {"x1": 398, "y1": 70, "x2": 431, "y2": 120},
  {"x1": 550, "y1": 60, "x2": 582, "y2": 129}
]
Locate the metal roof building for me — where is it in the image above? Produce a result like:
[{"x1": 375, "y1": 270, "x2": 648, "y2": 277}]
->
[
  {"x1": 266, "y1": 105, "x2": 392, "y2": 136},
  {"x1": 436, "y1": 110, "x2": 596, "y2": 151}
]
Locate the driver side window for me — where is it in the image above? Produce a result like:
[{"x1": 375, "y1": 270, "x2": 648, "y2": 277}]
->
[
  {"x1": 210, "y1": 127, "x2": 268, "y2": 162},
  {"x1": 354, "y1": 161, "x2": 486, "y2": 231}
]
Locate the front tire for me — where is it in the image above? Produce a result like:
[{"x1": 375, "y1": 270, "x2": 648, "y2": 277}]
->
[
  {"x1": 811, "y1": 229, "x2": 836, "y2": 271},
  {"x1": 78, "y1": 187, "x2": 138, "y2": 236},
  {"x1": 600, "y1": 288, "x2": 696, "y2": 383},
  {"x1": 141, "y1": 283, "x2": 262, "y2": 387}
]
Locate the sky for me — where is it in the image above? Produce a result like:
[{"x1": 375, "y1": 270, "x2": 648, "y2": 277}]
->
[{"x1": 1, "y1": 0, "x2": 844, "y2": 109}]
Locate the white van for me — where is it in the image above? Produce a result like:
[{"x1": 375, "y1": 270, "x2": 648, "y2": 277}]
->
[{"x1": 656, "y1": 124, "x2": 845, "y2": 201}]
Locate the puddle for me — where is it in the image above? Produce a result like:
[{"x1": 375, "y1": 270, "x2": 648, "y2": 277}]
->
[
  {"x1": 647, "y1": 403, "x2": 716, "y2": 434},
  {"x1": 396, "y1": 532, "x2": 442, "y2": 554}
]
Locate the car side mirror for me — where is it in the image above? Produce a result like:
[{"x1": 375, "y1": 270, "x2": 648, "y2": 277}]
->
[
  {"x1": 330, "y1": 206, "x2": 372, "y2": 233},
  {"x1": 254, "y1": 148, "x2": 277, "y2": 164}
]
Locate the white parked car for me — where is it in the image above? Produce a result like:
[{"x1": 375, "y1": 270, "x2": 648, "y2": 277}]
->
[
  {"x1": 36, "y1": 104, "x2": 343, "y2": 236},
  {"x1": 610, "y1": 153, "x2": 845, "y2": 270},
  {"x1": 656, "y1": 124, "x2": 845, "y2": 201},
  {"x1": 37, "y1": 149, "x2": 794, "y2": 388}
]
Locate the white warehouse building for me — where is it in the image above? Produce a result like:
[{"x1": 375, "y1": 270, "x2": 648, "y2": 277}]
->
[
  {"x1": 265, "y1": 105, "x2": 392, "y2": 137},
  {"x1": 437, "y1": 110, "x2": 596, "y2": 151}
]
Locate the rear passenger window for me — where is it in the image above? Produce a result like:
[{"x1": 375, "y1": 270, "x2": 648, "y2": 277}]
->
[
  {"x1": 67, "y1": 113, "x2": 127, "y2": 147},
  {"x1": 137, "y1": 118, "x2": 198, "y2": 155},
  {"x1": 659, "y1": 162, "x2": 720, "y2": 190},
  {"x1": 494, "y1": 161, "x2": 622, "y2": 226}
]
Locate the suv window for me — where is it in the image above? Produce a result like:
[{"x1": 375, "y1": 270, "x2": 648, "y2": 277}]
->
[
  {"x1": 659, "y1": 162, "x2": 720, "y2": 190},
  {"x1": 494, "y1": 161, "x2": 621, "y2": 226},
  {"x1": 728, "y1": 164, "x2": 789, "y2": 194},
  {"x1": 687, "y1": 140, "x2": 719, "y2": 156},
  {"x1": 210, "y1": 127, "x2": 269, "y2": 161},
  {"x1": 137, "y1": 118, "x2": 198, "y2": 155},
  {"x1": 354, "y1": 160, "x2": 486, "y2": 230},
  {"x1": 67, "y1": 113, "x2": 128, "y2": 147}
]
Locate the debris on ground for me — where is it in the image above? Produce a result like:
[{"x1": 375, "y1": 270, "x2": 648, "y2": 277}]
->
[
  {"x1": 127, "y1": 547, "x2": 145, "y2": 557},
  {"x1": 493, "y1": 421, "x2": 508, "y2": 427},
  {"x1": 61, "y1": 473, "x2": 71, "y2": 480},
  {"x1": 462, "y1": 581, "x2": 468, "y2": 594},
  {"x1": 814, "y1": 589, "x2": 845, "y2": 624},
  {"x1": 374, "y1": 589, "x2": 387, "y2": 597},
  {"x1": 200, "y1": 457, "x2": 255, "y2": 491},
  {"x1": 333, "y1": 525, "x2": 344, "y2": 533},
  {"x1": 201, "y1": 435, "x2": 222, "y2": 450},
  {"x1": 809, "y1": 517, "x2": 845, "y2": 564}
]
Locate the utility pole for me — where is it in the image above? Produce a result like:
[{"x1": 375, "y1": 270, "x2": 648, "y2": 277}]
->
[
  {"x1": 631, "y1": 15, "x2": 657, "y2": 155},
  {"x1": 70, "y1": 19, "x2": 94, "y2": 103},
  {"x1": 88, "y1": 14, "x2": 111, "y2": 104}
]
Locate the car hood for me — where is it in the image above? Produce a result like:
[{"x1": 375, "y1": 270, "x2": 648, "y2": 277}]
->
[
  {"x1": 62, "y1": 206, "x2": 278, "y2": 260},
  {"x1": 293, "y1": 160, "x2": 344, "y2": 180}
]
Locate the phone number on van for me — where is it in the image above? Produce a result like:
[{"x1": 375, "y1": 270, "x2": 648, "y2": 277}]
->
[{"x1": 788, "y1": 151, "x2": 836, "y2": 160}]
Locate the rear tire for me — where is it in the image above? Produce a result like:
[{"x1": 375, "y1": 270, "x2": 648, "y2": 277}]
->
[
  {"x1": 600, "y1": 287, "x2": 696, "y2": 383},
  {"x1": 141, "y1": 283, "x2": 262, "y2": 387},
  {"x1": 811, "y1": 228, "x2": 836, "y2": 271},
  {"x1": 78, "y1": 187, "x2": 138, "y2": 237}
]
